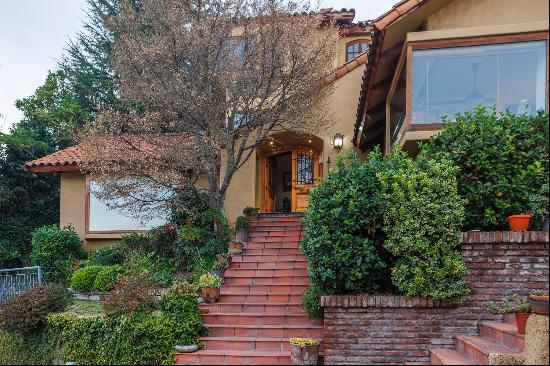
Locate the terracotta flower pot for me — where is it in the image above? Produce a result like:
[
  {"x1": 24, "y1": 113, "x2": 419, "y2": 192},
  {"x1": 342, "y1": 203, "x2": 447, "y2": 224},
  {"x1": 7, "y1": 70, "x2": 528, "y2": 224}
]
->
[
  {"x1": 201, "y1": 287, "x2": 220, "y2": 303},
  {"x1": 290, "y1": 343, "x2": 320, "y2": 365},
  {"x1": 229, "y1": 241, "x2": 243, "y2": 255},
  {"x1": 515, "y1": 312, "x2": 531, "y2": 334},
  {"x1": 507, "y1": 214, "x2": 531, "y2": 232},
  {"x1": 529, "y1": 295, "x2": 549, "y2": 315}
]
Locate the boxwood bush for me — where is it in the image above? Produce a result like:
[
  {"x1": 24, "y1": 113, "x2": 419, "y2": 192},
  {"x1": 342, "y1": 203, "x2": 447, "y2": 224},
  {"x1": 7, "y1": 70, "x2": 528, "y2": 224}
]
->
[
  {"x1": 70, "y1": 265, "x2": 103, "y2": 293},
  {"x1": 422, "y1": 106, "x2": 549, "y2": 230},
  {"x1": 93, "y1": 265, "x2": 122, "y2": 292}
]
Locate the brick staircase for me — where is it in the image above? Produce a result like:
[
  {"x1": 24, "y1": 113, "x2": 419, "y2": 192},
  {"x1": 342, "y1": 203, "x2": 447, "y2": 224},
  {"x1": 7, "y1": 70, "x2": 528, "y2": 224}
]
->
[
  {"x1": 409, "y1": 315, "x2": 524, "y2": 365},
  {"x1": 176, "y1": 214, "x2": 322, "y2": 365}
]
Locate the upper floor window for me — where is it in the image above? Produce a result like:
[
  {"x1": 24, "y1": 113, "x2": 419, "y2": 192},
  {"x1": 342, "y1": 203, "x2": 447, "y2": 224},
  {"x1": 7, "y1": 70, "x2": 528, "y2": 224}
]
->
[
  {"x1": 346, "y1": 40, "x2": 368, "y2": 62},
  {"x1": 411, "y1": 40, "x2": 547, "y2": 124}
]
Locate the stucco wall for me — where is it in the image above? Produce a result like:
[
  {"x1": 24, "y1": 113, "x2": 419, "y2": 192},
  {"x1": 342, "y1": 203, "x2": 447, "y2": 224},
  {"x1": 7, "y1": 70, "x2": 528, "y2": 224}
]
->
[{"x1": 425, "y1": 0, "x2": 549, "y2": 30}]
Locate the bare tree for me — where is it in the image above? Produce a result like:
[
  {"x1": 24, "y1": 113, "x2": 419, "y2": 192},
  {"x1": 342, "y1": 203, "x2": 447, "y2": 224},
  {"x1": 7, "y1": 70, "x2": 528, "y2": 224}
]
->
[{"x1": 80, "y1": 0, "x2": 339, "y2": 213}]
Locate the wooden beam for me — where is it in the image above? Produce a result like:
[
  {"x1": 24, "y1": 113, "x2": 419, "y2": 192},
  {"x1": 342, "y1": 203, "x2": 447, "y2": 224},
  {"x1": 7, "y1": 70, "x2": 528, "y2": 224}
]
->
[
  {"x1": 380, "y1": 41, "x2": 404, "y2": 65},
  {"x1": 25, "y1": 164, "x2": 79, "y2": 173}
]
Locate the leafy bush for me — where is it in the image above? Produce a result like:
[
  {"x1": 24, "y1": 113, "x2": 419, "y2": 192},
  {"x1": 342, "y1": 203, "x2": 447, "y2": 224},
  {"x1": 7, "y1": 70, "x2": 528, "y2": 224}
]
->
[
  {"x1": 70, "y1": 265, "x2": 103, "y2": 292},
  {"x1": 119, "y1": 233, "x2": 150, "y2": 252},
  {"x1": 301, "y1": 283, "x2": 322, "y2": 318},
  {"x1": 169, "y1": 186, "x2": 211, "y2": 226},
  {"x1": 101, "y1": 273, "x2": 158, "y2": 318},
  {"x1": 87, "y1": 244, "x2": 126, "y2": 266},
  {"x1": 148, "y1": 224, "x2": 178, "y2": 258},
  {"x1": 235, "y1": 216, "x2": 249, "y2": 231},
  {"x1": 212, "y1": 253, "x2": 230, "y2": 271},
  {"x1": 170, "y1": 280, "x2": 198, "y2": 295},
  {"x1": 422, "y1": 107, "x2": 549, "y2": 230},
  {"x1": 379, "y1": 152, "x2": 470, "y2": 303},
  {"x1": 198, "y1": 273, "x2": 222, "y2": 289},
  {"x1": 93, "y1": 265, "x2": 122, "y2": 292},
  {"x1": 301, "y1": 151, "x2": 390, "y2": 294},
  {"x1": 529, "y1": 179, "x2": 549, "y2": 227},
  {"x1": 159, "y1": 291, "x2": 209, "y2": 344},
  {"x1": 0, "y1": 284, "x2": 72, "y2": 334},
  {"x1": 0, "y1": 328, "x2": 58, "y2": 365},
  {"x1": 487, "y1": 294, "x2": 531, "y2": 314},
  {"x1": 124, "y1": 251, "x2": 175, "y2": 286},
  {"x1": 31, "y1": 225, "x2": 86, "y2": 284}
]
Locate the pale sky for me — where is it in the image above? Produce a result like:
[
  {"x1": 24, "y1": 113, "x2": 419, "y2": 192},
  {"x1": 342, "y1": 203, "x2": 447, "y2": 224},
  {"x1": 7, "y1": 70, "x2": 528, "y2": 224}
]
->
[{"x1": 0, "y1": 0, "x2": 395, "y2": 133}]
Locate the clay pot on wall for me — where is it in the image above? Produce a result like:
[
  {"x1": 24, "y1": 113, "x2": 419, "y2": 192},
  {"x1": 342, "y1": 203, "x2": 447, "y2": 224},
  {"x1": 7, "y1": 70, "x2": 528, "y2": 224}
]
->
[
  {"x1": 229, "y1": 241, "x2": 243, "y2": 255},
  {"x1": 529, "y1": 294, "x2": 549, "y2": 315},
  {"x1": 507, "y1": 214, "x2": 531, "y2": 231},
  {"x1": 515, "y1": 312, "x2": 531, "y2": 334},
  {"x1": 201, "y1": 287, "x2": 220, "y2": 303},
  {"x1": 290, "y1": 343, "x2": 320, "y2": 366}
]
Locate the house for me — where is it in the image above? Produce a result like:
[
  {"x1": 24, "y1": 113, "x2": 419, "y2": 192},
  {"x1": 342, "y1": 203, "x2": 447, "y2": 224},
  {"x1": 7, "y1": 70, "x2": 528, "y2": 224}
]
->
[
  {"x1": 353, "y1": 0, "x2": 549, "y2": 156},
  {"x1": 25, "y1": 8, "x2": 373, "y2": 249}
]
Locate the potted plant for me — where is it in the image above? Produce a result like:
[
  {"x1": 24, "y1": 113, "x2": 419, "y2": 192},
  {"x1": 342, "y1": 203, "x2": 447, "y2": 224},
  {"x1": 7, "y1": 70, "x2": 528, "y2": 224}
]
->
[
  {"x1": 235, "y1": 216, "x2": 250, "y2": 242},
  {"x1": 211, "y1": 254, "x2": 230, "y2": 281},
  {"x1": 229, "y1": 240, "x2": 243, "y2": 255},
  {"x1": 529, "y1": 181, "x2": 549, "y2": 230},
  {"x1": 528, "y1": 290, "x2": 549, "y2": 315},
  {"x1": 289, "y1": 338, "x2": 320, "y2": 365},
  {"x1": 487, "y1": 294, "x2": 531, "y2": 334},
  {"x1": 243, "y1": 206, "x2": 259, "y2": 217},
  {"x1": 198, "y1": 273, "x2": 222, "y2": 303},
  {"x1": 507, "y1": 214, "x2": 531, "y2": 232}
]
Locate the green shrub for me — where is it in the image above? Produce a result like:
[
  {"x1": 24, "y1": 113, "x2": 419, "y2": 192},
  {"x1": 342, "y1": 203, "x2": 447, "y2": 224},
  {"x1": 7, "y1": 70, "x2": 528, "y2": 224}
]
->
[
  {"x1": 198, "y1": 273, "x2": 222, "y2": 289},
  {"x1": 148, "y1": 224, "x2": 178, "y2": 258},
  {"x1": 124, "y1": 251, "x2": 175, "y2": 286},
  {"x1": 0, "y1": 284, "x2": 72, "y2": 334},
  {"x1": 301, "y1": 151, "x2": 389, "y2": 294},
  {"x1": 159, "y1": 291, "x2": 209, "y2": 345},
  {"x1": 301, "y1": 283, "x2": 322, "y2": 318},
  {"x1": 422, "y1": 106, "x2": 549, "y2": 230},
  {"x1": 70, "y1": 265, "x2": 103, "y2": 292},
  {"x1": 31, "y1": 225, "x2": 85, "y2": 284},
  {"x1": 379, "y1": 152, "x2": 470, "y2": 303},
  {"x1": 0, "y1": 328, "x2": 58, "y2": 365},
  {"x1": 169, "y1": 186, "x2": 211, "y2": 227},
  {"x1": 101, "y1": 273, "x2": 158, "y2": 318},
  {"x1": 87, "y1": 244, "x2": 126, "y2": 266},
  {"x1": 119, "y1": 233, "x2": 150, "y2": 252},
  {"x1": 235, "y1": 216, "x2": 249, "y2": 231},
  {"x1": 93, "y1": 265, "x2": 121, "y2": 292}
]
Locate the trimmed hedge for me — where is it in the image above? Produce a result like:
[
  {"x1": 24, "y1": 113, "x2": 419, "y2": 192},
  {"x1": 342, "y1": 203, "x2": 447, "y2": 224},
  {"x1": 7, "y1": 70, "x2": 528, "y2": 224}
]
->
[{"x1": 70, "y1": 266, "x2": 103, "y2": 293}]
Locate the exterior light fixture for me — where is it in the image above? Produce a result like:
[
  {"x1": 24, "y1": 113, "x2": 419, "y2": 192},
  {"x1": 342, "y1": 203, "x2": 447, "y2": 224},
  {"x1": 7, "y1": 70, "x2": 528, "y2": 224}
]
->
[{"x1": 332, "y1": 133, "x2": 344, "y2": 152}]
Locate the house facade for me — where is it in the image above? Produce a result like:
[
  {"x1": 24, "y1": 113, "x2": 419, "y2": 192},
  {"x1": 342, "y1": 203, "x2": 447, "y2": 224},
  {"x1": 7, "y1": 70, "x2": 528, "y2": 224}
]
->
[{"x1": 26, "y1": 0, "x2": 549, "y2": 250}]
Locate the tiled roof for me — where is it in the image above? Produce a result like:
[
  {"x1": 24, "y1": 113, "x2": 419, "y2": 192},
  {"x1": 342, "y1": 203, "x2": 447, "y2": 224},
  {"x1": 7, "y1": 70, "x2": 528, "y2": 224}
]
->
[{"x1": 25, "y1": 144, "x2": 83, "y2": 172}]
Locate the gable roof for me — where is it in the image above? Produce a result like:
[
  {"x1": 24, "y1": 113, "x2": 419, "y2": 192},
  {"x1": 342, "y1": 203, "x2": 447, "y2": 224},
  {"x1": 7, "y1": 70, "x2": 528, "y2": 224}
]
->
[{"x1": 25, "y1": 145, "x2": 83, "y2": 172}]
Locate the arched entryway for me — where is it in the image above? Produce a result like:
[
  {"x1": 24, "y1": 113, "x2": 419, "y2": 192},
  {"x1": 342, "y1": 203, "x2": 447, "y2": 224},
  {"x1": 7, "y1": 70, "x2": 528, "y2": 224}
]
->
[{"x1": 256, "y1": 132, "x2": 323, "y2": 213}]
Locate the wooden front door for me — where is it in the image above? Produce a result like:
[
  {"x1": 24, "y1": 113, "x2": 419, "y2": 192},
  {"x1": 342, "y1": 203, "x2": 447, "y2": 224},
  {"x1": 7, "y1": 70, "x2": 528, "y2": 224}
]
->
[
  {"x1": 264, "y1": 156, "x2": 276, "y2": 212},
  {"x1": 291, "y1": 150, "x2": 319, "y2": 212}
]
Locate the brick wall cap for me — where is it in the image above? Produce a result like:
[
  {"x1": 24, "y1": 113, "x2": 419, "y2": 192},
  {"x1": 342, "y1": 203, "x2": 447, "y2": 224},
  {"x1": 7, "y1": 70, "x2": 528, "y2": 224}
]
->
[
  {"x1": 461, "y1": 231, "x2": 549, "y2": 244},
  {"x1": 320, "y1": 294, "x2": 455, "y2": 308}
]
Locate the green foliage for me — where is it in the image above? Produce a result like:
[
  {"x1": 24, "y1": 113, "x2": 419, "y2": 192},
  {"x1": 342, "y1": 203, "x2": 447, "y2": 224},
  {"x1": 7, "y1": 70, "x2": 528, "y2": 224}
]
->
[
  {"x1": 379, "y1": 152, "x2": 470, "y2": 303},
  {"x1": 118, "y1": 233, "x2": 150, "y2": 252},
  {"x1": 101, "y1": 273, "x2": 158, "y2": 318},
  {"x1": 124, "y1": 251, "x2": 175, "y2": 286},
  {"x1": 301, "y1": 151, "x2": 389, "y2": 294},
  {"x1": 212, "y1": 253, "x2": 230, "y2": 271},
  {"x1": 179, "y1": 225, "x2": 201, "y2": 241},
  {"x1": 169, "y1": 186, "x2": 211, "y2": 226},
  {"x1": 235, "y1": 216, "x2": 249, "y2": 231},
  {"x1": 0, "y1": 284, "x2": 72, "y2": 334},
  {"x1": 93, "y1": 265, "x2": 122, "y2": 292},
  {"x1": 159, "y1": 291, "x2": 209, "y2": 344},
  {"x1": 300, "y1": 283, "x2": 322, "y2": 319},
  {"x1": 529, "y1": 179, "x2": 549, "y2": 225},
  {"x1": 0, "y1": 328, "x2": 58, "y2": 365},
  {"x1": 148, "y1": 224, "x2": 178, "y2": 258},
  {"x1": 487, "y1": 294, "x2": 531, "y2": 314},
  {"x1": 422, "y1": 106, "x2": 549, "y2": 230},
  {"x1": 87, "y1": 244, "x2": 126, "y2": 266},
  {"x1": 198, "y1": 273, "x2": 222, "y2": 289},
  {"x1": 31, "y1": 225, "x2": 85, "y2": 284},
  {"x1": 0, "y1": 70, "x2": 87, "y2": 268},
  {"x1": 70, "y1": 265, "x2": 103, "y2": 292},
  {"x1": 242, "y1": 206, "x2": 259, "y2": 216}
]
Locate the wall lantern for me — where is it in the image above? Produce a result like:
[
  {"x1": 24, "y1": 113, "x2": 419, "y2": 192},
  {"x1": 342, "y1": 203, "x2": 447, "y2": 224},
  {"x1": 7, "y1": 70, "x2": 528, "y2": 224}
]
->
[{"x1": 332, "y1": 133, "x2": 344, "y2": 152}]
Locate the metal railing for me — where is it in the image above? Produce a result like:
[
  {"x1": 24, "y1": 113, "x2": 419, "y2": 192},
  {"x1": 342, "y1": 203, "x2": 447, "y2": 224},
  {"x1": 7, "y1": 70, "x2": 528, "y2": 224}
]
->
[{"x1": 0, "y1": 266, "x2": 43, "y2": 302}]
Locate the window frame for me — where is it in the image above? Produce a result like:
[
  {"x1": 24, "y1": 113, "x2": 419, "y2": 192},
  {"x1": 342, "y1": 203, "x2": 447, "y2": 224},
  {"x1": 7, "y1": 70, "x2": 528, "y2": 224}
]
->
[
  {"x1": 345, "y1": 39, "x2": 369, "y2": 62},
  {"x1": 403, "y1": 32, "x2": 549, "y2": 132}
]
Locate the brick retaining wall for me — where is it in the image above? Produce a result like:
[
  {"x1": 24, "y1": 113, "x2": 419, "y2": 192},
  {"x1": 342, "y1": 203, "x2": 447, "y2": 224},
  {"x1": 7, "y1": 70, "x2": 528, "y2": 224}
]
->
[{"x1": 321, "y1": 231, "x2": 549, "y2": 365}]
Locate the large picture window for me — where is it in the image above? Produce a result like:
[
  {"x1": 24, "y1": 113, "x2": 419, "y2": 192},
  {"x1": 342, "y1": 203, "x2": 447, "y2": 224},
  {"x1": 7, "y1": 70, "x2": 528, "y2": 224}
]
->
[
  {"x1": 411, "y1": 40, "x2": 547, "y2": 124},
  {"x1": 88, "y1": 180, "x2": 168, "y2": 232}
]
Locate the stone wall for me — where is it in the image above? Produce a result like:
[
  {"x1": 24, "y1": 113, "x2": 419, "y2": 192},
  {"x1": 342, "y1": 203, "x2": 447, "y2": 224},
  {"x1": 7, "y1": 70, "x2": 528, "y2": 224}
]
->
[{"x1": 321, "y1": 231, "x2": 549, "y2": 365}]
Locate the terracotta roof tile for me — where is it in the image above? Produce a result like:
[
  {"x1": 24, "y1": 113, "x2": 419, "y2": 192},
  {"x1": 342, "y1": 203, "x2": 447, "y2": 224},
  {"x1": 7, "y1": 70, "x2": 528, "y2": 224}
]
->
[{"x1": 25, "y1": 145, "x2": 83, "y2": 172}]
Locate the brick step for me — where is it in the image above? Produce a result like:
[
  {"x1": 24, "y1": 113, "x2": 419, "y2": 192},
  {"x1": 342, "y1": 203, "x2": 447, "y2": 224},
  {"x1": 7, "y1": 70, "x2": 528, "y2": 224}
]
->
[
  {"x1": 201, "y1": 302, "x2": 304, "y2": 314},
  {"x1": 207, "y1": 324, "x2": 323, "y2": 337},
  {"x1": 220, "y1": 284, "x2": 308, "y2": 295},
  {"x1": 246, "y1": 242, "x2": 301, "y2": 249},
  {"x1": 224, "y1": 268, "x2": 309, "y2": 277},
  {"x1": 479, "y1": 322, "x2": 524, "y2": 351},
  {"x1": 232, "y1": 260, "x2": 308, "y2": 270},
  {"x1": 249, "y1": 224, "x2": 303, "y2": 230},
  {"x1": 219, "y1": 293, "x2": 302, "y2": 303},
  {"x1": 200, "y1": 336, "x2": 294, "y2": 352},
  {"x1": 247, "y1": 235, "x2": 304, "y2": 242},
  {"x1": 455, "y1": 336, "x2": 520, "y2": 365},
  {"x1": 245, "y1": 248, "x2": 304, "y2": 256},
  {"x1": 224, "y1": 275, "x2": 310, "y2": 286},
  {"x1": 429, "y1": 348, "x2": 478, "y2": 365},
  {"x1": 175, "y1": 350, "x2": 291, "y2": 365},
  {"x1": 203, "y1": 312, "x2": 320, "y2": 326},
  {"x1": 232, "y1": 254, "x2": 307, "y2": 262}
]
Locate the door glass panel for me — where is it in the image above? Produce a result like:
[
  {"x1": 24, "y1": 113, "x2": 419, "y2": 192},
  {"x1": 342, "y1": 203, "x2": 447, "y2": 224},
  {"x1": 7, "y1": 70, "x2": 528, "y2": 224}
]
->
[{"x1": 296, "y1": 154, "x2": 314, "y2": 185}]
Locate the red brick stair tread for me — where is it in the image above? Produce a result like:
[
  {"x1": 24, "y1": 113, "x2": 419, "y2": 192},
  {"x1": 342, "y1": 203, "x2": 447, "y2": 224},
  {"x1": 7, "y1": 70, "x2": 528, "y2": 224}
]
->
[
  {"x1": 430, "y1": 348, "x2": 479, "y2": 365},
  {"x1": 175, "y1": 350, "x2": 291, "y2": 365}
]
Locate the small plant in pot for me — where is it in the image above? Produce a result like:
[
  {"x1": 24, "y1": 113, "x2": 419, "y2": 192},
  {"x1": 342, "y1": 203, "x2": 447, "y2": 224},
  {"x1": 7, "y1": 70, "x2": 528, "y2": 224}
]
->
[
  {"x1": 289, "y1": 338, "x2": 320, "y2": 365},
  {"x1": 211, "y1": 254, "x2": 230, "y2": 281},
  {"x1": 243, "y1": 206, "x2": 259, "y2": 217},
  {"x1": 487, "y1": 294, "x2": 531, "y2": 334},
  {"x1": 198, "y1": 273, "x2": 222, "y2": 303},
  {"x1": 529, "y1": 181, "x2": 549, "y2": 231},
  {"x1": 235, "y1": 216, "x2": 250, "y2": 242},
  {"x1": 528, "y1": 289, "x2": 549, "y2": 316},
  {"x1": 228, "y1": 240, "x2": 243, "y2": 255},
  {"x1": 507, "y1": 214, "x2": 531, "y2": 232}
]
